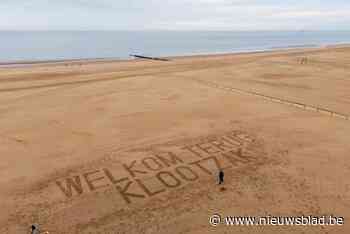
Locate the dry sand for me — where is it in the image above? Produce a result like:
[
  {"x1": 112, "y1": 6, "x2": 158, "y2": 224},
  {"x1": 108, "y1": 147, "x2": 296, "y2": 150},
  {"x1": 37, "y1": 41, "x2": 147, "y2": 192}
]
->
[{"x1": 1, "y1": 46, "x2": 350, "y2": 233}]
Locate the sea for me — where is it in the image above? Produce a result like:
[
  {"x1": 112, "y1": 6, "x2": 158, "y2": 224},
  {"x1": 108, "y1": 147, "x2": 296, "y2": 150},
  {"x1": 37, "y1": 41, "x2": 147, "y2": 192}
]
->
[{"x1": 0, "y1": 30, "x2": 349, "y2": 63}]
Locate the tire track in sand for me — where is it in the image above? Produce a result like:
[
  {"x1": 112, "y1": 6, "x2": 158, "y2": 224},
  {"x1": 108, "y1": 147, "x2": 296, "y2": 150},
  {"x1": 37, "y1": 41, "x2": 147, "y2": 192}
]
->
[{"x1": 186, "y1": 77, "x2": 350, "y2": 121}]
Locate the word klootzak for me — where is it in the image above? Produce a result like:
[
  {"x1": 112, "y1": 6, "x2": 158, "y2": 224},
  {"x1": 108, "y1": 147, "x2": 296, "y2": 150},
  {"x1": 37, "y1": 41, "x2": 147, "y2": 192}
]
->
[{"x1": 55, "y1": 131, "x2": 263, "y2": 204}]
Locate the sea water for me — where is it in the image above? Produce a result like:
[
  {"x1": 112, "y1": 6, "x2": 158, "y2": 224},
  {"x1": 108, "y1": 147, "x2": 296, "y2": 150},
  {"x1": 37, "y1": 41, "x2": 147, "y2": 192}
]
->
[{"x1": 0, "y1": 30, "x2": 349, "y2": 62}]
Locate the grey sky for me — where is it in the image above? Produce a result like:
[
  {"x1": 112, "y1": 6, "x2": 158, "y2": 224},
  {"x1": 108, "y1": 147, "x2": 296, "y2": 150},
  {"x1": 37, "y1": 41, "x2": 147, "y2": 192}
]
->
[{"x1": 1, "y1": 0, "x2": 349, "y2": 30}]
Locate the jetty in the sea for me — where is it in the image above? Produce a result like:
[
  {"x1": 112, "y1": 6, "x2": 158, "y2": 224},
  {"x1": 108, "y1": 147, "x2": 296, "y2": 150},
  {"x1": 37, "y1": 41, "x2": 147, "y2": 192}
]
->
[{"x1": 130, "y1": 54, "x2": 169, "y2": 61}]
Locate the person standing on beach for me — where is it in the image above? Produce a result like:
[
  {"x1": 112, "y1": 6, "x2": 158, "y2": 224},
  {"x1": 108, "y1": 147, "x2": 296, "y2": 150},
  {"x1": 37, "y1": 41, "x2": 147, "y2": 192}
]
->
[
  {"x1": 218, "y1": 170, "x2": 224, "y2": 185},
  {"x1": 30, "y1": 225, "x2": 39, "y2": 234}
]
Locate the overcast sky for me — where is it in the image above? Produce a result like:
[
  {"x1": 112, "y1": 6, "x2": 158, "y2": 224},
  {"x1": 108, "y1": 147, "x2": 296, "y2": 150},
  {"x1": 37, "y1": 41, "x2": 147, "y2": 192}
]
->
[{"x1": 1, "y1": 0, "x2": 350, "y2": 30}]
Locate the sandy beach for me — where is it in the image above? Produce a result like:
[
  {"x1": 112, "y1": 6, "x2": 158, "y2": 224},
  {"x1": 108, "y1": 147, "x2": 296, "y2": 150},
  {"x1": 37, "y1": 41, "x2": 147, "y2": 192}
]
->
[{"x1": 1, "y1": 46, "x2": 350, "y2": 233}]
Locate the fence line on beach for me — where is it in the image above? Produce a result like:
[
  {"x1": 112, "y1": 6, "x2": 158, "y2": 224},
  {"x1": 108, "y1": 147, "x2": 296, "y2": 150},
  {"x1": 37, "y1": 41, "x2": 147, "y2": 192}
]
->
[{"x1": 190, "y1": 78, "x2": 350, "y2": 121}]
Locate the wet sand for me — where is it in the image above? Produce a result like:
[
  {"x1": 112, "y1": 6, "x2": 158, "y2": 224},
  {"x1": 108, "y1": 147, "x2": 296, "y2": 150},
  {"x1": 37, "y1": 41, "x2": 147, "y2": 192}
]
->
[{"x1": 1, "y1": 46, "x2": 350, "y2": 233}]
